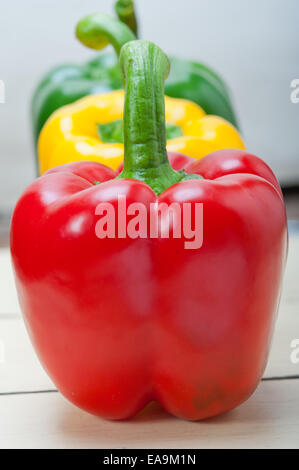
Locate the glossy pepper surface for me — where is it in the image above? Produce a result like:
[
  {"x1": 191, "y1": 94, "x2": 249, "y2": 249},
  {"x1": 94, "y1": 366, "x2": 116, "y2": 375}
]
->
[
  {"x1": 38, "y1": 14, "x2": 244, "y2": 174},
  {"x1": 32, "y1": 2, "x2": 239, "y2": 155},
  {"x1": 12, "y1": 39, "x2": 287, "y2": 420}
]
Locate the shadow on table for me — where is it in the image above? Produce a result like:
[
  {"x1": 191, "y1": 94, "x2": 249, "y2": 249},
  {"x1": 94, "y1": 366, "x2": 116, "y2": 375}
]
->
[{"x1": 56, "y1": 382, "x2": 277, "y2": 447}]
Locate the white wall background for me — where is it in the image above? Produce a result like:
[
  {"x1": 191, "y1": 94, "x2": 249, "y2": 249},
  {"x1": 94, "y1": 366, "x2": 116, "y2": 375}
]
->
[{"x1": 0, "y1": 0, "x2": 298, "y2": 211}]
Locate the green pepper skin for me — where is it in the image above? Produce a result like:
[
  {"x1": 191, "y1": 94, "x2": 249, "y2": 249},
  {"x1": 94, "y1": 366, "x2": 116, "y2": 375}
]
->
[
  {"x1": 166, "y1": 57, "x2": 238, "y2": 127},
  {"x1": 31, "y1": 53, "x2": 123, "y2": 147}
]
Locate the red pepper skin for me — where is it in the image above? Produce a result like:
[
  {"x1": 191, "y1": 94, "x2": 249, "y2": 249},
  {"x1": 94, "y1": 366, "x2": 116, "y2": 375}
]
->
[{"x1": 11, "y1": 150, "x2": 287, "y2": 420}]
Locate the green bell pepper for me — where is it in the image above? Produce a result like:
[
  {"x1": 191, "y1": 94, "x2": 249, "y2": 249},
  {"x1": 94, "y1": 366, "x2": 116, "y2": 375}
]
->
[{"x1": 32, "y1": 0, "x2": 239, "y2": 156}]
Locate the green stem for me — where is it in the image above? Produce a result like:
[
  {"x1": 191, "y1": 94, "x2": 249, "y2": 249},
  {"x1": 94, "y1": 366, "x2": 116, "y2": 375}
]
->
[
  {"x1": 76, "y1": 12, "x2": 136, "y2": 56},
  {"x1": 118, "y1": 40, "x2": 200, "y2": 195},
  {"x1": 114, "y1": 0, "x2": 138, "y2": 37}
]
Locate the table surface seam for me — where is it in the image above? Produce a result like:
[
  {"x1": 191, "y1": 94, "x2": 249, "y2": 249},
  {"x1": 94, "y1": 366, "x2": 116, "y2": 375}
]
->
[{"x1": 1, "y1": 376, "x2": 299, "y2": 398}]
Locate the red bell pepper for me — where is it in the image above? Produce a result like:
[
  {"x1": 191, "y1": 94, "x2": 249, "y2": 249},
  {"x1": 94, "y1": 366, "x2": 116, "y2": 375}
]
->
[{"x1": 11, "y1": 39, "x2": 287, "y2": 420}]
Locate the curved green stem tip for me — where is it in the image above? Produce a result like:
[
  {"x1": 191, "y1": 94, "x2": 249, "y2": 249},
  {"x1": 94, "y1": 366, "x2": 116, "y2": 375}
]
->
[{"x1": 76, "y1": 12, "x2": 136, "y2": 56}]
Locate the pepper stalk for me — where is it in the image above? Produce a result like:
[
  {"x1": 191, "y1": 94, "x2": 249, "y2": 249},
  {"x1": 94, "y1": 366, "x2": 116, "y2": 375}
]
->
[
  {"x1": 114, "y1": 0, "x2": 138, "y2": 37},
  {"x1": 76, "y1": 12, "x2": 136, "y2": 56},
  {"x1": 76, "y1": 14, "x2": 200, "y2": 194},
  {"x1": 118, "y1": 40, "x2": 201, "y2": 194}
]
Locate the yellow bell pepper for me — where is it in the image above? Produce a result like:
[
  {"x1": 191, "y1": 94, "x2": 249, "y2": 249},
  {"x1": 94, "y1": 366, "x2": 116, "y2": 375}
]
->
[{"x1": 38, "y1": 89, "x2": 245, "y2": 174}]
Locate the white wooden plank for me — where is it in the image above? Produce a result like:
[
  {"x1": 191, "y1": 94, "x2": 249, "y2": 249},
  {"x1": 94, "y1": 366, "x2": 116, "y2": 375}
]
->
[
  {"x1": 0, "y1": 248, "x2": 20, "y2": 315},
  {"x1": 264, "y1": 302, "x2": 299, "y2": 378},
  {"x1": 264, "y1": 235, "x2": 299, "y2": 377},
  {"x1": 0, "y1": 379, "x2": 298, "y2": 449},
  {"x1": 0, "y1": 318, "x2": 54, "y2": 393}
]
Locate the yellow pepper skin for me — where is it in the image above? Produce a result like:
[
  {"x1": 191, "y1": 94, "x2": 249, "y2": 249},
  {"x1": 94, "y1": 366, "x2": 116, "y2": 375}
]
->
[{"x1": 38, "y1": 90, "x2": 245, "y2": 174}]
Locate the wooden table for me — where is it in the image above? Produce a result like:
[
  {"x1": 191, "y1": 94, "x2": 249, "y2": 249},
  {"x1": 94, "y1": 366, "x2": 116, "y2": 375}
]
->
[{"x1": 1, "y1": 233, "x2": 298, "y2": 449}]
